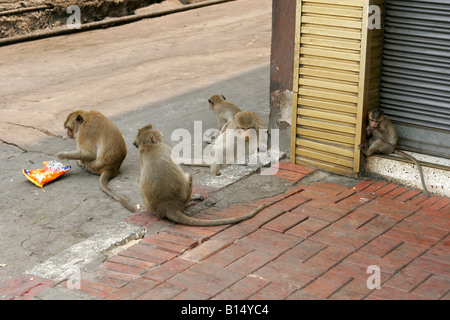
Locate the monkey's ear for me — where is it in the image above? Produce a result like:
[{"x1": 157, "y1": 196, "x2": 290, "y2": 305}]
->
[
  {"x1": 76, "y1": 115, "x2": 84, "y2": 124},
  {"x1": 208, "y1": 99, "x2": 212, "y2": 104},
  {"x1": 150, "y1": 136, "x2": 158, "y2": 144},
  {"x1": 222, "y1": 95, "x2": 226, "y2": 100}
]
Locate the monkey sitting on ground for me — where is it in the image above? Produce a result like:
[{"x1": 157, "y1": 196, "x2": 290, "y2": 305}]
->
[
  {"x1": 358, "y1": 109, "x2": 429, "y2": 197},
  {"x1": 211, "y1": 111, "x2": 265, "y2": 175},
  {"x1": 203, "y1": 94, "x2": 242, "y2": 144},
  {"x1": 57, "y1": 110, "x2": 136, "y2": 212},
  {"x1": 133, "y1": 124, "x2": 265, "y2": 226}
]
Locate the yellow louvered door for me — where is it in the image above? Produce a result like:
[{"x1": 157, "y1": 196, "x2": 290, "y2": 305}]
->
[{"x1": 291, "y1": 0, "x2": 380, "y2": 177}]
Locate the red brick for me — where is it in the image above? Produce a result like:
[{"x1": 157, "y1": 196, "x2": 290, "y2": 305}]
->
[
  {"x1": 366, "y1": 286, "x2": 430, "y2": 300},
  {"x1": 394, "y1": 220, "x2": 448, "y2": 239},
  {"x1": 274, "y1": 169, "x2": 306, "y2": 182},
  {"x1": 90, "y1": 275, "x2": 127, "y2": 289},
  {"x1": 422, "y1": 236, "x2": 450, "y2": 265},
  {"x1": 304, "y1": 245, "x2": 353, "y2": 271},
  {"x1": 105, "y1": 277, "x2": 159, "y2": 300},
  {"x1": 137, "y1": 282, "x2": 185, "y2": 300},
  {"x1": 406, "y1": 207, "x2": 450, "y2": 230},
  {"x1": 192, "y1": 185, "x2": 218, "y2": 198},
  {"x1": 152, "y1": 231, "x2": 199, "y2": 249},
  {"x1": 329, "y1": 278, "x2": 373, "y2": 300},
  {"x1": 384, "y1": 265, "x2": 432, "y2": 292},
  {"x1": 331, "y1": 261, "x2": 390, "y2": 283},
  {"x1": 357, "y1": 214, "x2": 399, "y2": 235},
  {"x1": 225, "y1": 250, "x2": 275, "y2": 275},
  {"x1": 124, "y1": 212, "x2": 167, "y2": 229},
  {"x1": 276, "y1": 239, "x2": 327, "y2": 264},
  {"x1": 97, "y1": 270, "x2": 137, "y2": 283},
  {"x1": 372, "y1": 183, "x2": 399, "y2": 196},
  {"x1": 181, "y1": 239, "x2": 231, "y2": 262},
  {"x1": 383, "y1": 227, "x2": 440, "y2": 248},
  {"x1": 286, "y1": 291, "x2": 323, "y2": 300},
  {"x1": 301, "y1": 269, "x2": 353, "y2": 299},
  {"x1": 383, "y1": 242, "x2": 428, "y2": 266},
  {"x1": 358, "y1": 235, "x2": 403, "y2": 258},
  {"x1": 272, "y1": 162, "x2": 315, "y2": 174},
  {"x1": 359, "y1": 181, "x2": 389, "y2": 195},
  {"x1": 407, "y1": 194, "x2": 427, "y2": 206},
  {"x1": 142, "y1": 257, "x2": 195, "y2": 282},
  {"x1": 213, "y1": 275, "x2": 270, "y2": 300},
  {"x1": 262, "y1": 211, "x2": 309, "y2": 233},
  {"x1": 394, "y1": 189, "x2": 422, "y2": 202},
  {"x1": 249, "y1": 282, "x2": 298, "y2": 300},
  {"x1": 310, "y1": 181, "x2": 350, "y2": 194},
  {"x1": 285, "y1": 216, "x2": 330, "y2": 239},
  {"x1": 409, "y1": 257, "x2": 450, "y2": 277},
  {"x1": 171, "y1": 289, "x2": 211, "y2": 300},
  {"x1": 164, "y1": 224, "x2": 217, "y2": 243},
  {"x1": 352, "y1": 180, "x2": 376, "y2": 192},
  {"x1": 417, "y1": 195, "x2": 442, "y2": 208},
  {"x1": 103, "y1": 261, "x2": 146, "y2": 276},
  {"x1": 167, "y1": 263, "x2": 242, "y2": 296},
  {"x1": 383, "y1": 186, "x2": 409, "y2": 199},
  {"x1": 360, "y1": 197, "x2": 418, "y2": 219},
  {"x1": 118, "y1": 245, "x2": 167, "y2": 265},
  {"x1": 411, "y1": 274, "x2": 450, "y2": 299},
  {"x1": 0, "y1": 275, "x2": 53, "y2": 300},
  {"x1": 126, "y1": 243, "x2": 178, "y2": 262},
  {"x1": 310, "y1": 223, "x2": 378, "y2": 250},
  {"x1": 107, "y1": 255, "x2": 156, "y2": 270},
  {"x1": 211, "y1": 223, "x2": 259, "y2": 243},
  {"x1": 239, "y1": 206, "x2": 288, "y2": 228},
  {"x1": 335, "y1": 208, "x2": 378, "y2": 229},
  {"x1": 292, "y1": 200, "x2": 352, "y2": 222},
  {"x1": 344, "y1": 252, "x2": 403, "y2": 275},
  {"x1": 252, "y1": 262, "x2": 312, "y2": 287},
  {"x1": 430, "y1": 197, "x2": 450, "y2": 211},
  {"x1": 141, "y1": 237, "x2": 190, "y2": 255},
  {"x1": 79, "y1": 280, "x2": 117, "y2": 299},
  {"x1": 336, "y1": 193, "x2": 376, "y2": 211},
  {"x1": 235, "y1": 228, "x2": 302, "y2": 255},
  {"x1": 268, "y1": 192, "x2": 312, "y2": 212},
  {"x1": 200, "y1": 244, "x2": 252, "y2": 268}
]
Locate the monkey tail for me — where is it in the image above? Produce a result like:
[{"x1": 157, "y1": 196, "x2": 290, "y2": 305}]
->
[
  {"x1": 394, "y1": 150, "x2": 429, "y2": 197},
  {"x1": 165, "y1": 204, "x2": 266, "y2": 226},
  {"x1": 99, "y1": 171, "x2": 137, "y2": 212}
]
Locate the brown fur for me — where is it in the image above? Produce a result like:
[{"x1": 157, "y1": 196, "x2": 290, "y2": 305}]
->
[
  {"x1": 134, "y1": 124, "x2": 265, "y2": 226},
  {"x1": 57, "y1": 110, "x2": 136, "y2": 211},
  {"x1": 208, "y1": 94, "x2": 242, "y2": 131},
  {"x1": 359, "y1": 109, "x2": 429, "y2": 197}
]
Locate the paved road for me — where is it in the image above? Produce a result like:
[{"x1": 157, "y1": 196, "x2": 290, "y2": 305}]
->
[{"x1": 0, "y1": 0, "x2": 273, "y2": 282}]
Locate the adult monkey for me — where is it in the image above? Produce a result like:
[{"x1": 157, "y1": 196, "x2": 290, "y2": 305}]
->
[
  {"x1": 134, "y1": 124, "x2": 265, "y2": 226},
  {"x1": 358, "y1": 109, "x2": 429, "y2": 197},
  {"x1": 57, "y1": 110, "x2": 137, "y2": 212}
]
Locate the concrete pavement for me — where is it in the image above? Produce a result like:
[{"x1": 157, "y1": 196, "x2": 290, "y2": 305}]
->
[{"x1": 2, "y1": 161, "x2": 449, "y2": 300}]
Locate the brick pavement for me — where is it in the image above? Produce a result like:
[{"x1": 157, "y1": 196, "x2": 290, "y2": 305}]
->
[{"x1": 1, "y1": 162, "x2": 449, "y2": 300}]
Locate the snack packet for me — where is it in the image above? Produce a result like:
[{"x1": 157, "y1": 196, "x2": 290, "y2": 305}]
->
[{"x1": 23, "y1": 161, "x2": 71, "y2": 188}]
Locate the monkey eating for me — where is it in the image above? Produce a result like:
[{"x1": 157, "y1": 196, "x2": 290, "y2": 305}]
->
[
  {"x1": 134, "y1": 124, "x2": 265, "y2": 226},
  {"x1": 57, "y1": 110, "x2": 137, "y2": 212},
  {"x1": 203, "y1": 94, "x2": 242, "y2": 144},
  {"x1": 358, "y1": 109, "x2": 429, "y2": 197}
]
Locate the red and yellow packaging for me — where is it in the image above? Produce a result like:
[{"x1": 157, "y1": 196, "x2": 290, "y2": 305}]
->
[{"x1": 23, "y1": 161, "x2": 71, "y2": 188}]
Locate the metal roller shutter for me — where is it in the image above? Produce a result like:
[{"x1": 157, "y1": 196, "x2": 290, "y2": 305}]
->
[{"x1": 380, "y1": 0, "x2": 450, "y2": 158}]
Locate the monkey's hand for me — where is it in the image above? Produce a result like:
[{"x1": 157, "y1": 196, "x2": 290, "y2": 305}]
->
[{"x1": 366, "y1": 125, "x2": 374, "y2": 136}]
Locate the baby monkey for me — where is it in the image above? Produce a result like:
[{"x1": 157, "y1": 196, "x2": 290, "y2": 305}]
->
[
  {"x1": 359, "y1": 109, "x2": 429, "y2": 197},
  {"x1": 134, "y1": 124, "x2": 265, "y2": 226}
]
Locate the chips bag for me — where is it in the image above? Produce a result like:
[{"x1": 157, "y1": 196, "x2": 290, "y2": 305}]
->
[{"x1": 23, "y1": 161, "x2": 71, "y2": 188}]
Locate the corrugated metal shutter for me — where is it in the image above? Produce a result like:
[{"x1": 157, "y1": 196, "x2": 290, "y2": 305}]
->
[
  {"x1": 291, "y1": 0, "x2": 376, "y2": 177},
  {"x1": 380, "y1": 0, "x2": 450, "y2": 158}
]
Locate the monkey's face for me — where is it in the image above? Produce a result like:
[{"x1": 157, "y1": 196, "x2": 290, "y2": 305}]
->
[
  {"x1": 234, "y1": 112, "x2": 259, "y2": 142},
  {"x1": 369, "y1": 115, "x2": 383, "y2": 129},
  {"x1": 134, "y1": 125, "x2": 163, "y2": 148},
  {"x1": 64, "y1": 112, "x2": 84, "y2": 139}
]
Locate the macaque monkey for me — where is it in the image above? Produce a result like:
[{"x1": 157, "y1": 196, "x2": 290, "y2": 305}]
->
[
  {"x1": 57, "y1": 110, "x2": 136, "y2": 212},
  {"x1": 211, "y1": 111, "x2": 265, "y2": 175},
  {"x1": 203, "y1": 95, "x2": 242, "y2": 143},
  {"x1": 358, "y1": 109, "x2": 429, "y2": 197},
  {"x1": 134, "y1": 124, "x2": 265, "y2": 226}
]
